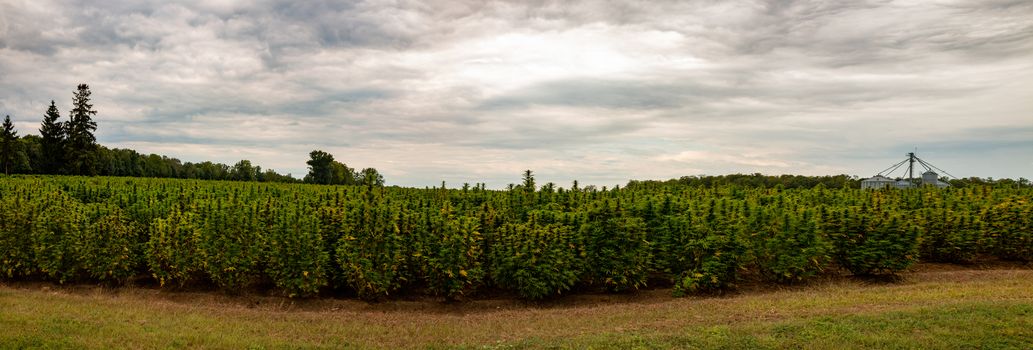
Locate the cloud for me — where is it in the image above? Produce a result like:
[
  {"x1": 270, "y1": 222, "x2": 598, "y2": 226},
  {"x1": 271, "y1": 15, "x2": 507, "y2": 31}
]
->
[{"x1": 1, "y1": 0, "x2": 1031, "y2": 187}]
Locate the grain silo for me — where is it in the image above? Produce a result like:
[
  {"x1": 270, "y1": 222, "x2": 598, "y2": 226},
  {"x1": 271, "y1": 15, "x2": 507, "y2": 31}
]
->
[
  {"x1": 862, "y1": 152, "x2": 955, "y2": 189},
  {"x1": 921, "y1": 171, "x2": 950, "y2": 188}
]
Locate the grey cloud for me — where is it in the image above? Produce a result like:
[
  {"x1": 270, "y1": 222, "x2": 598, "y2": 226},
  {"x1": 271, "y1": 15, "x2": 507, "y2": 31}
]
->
[
  {"x1": 479, "y1": 79, "x2": 699, "y2": 110},
  {"x1": 1, "y1": 0, "x2": 1032, "y2": 186}
]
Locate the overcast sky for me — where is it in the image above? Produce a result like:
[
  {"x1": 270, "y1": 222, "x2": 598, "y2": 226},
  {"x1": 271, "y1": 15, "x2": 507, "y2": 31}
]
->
[{"x1": 1, "y1": 0, "x2": 1031, "y2": 187}]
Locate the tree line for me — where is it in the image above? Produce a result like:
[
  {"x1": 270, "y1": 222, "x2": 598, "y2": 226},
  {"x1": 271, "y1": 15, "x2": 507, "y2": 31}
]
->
[
  {"x1": 4, "y1": 84, "x2": 1026, "y2": 190},
  {"x1": 0, "y1": 84, "x2": 383, "y2": 185},
  {"x1": 633, "y1": 173, "x2": 1030, "y2": 190}
]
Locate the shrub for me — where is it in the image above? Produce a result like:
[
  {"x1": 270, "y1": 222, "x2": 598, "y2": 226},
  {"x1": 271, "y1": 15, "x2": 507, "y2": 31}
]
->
[
  {"x1": 985, "y1": 198, "x2": 1033, "y2": 261},
  {"x1": 828, "y1": 207, "x2": 920, "y2": 275},
  {"x1": 490, "y1": 219, "x2": 581, "y2": 300},
  {"x1": 579, "y1": 200, "x2": 650, "y2": 291},
  {"x1": 649, "y1": 214, "x2": 697, "y2": 279},
  {"x1": 266, "y1": 208, "x2": 328, "y2": 297},
  {"x1": 672, "y1": 201, "x2": 747, "y2": 296},
  {"x1": 32, "y1": 204, "x2": 85, "y2": 283},
  {"x1": 335, "y1": 197, "x2": 406, "y2": 300},
  {"x1": 420, "y1": 203, "x2": 484, "y2": 300},
  {"x1": 0, "y1": 196, "x2": 37, "y2": 279},
  {"x1": 918, "y1": 208, "x2": 983, "y2": 263},
  {"x1": 316, "y1": 205, "x2": 349, "y2": 289},
  {"x1": 79, "y1": 207, "x2": 142, "y2": 284},
  {"x1": 147, "y1": 208, "x2": 203, "y2": 287},
  {"x1": 672, "y1": 233, "x2": 746, "y2": 296},
  {"x1": 751, "y1": 210, "x2": 830, "y2": 283},
  {"x1": 199, "y1": 203, "x2": 264, "y2": 290}
]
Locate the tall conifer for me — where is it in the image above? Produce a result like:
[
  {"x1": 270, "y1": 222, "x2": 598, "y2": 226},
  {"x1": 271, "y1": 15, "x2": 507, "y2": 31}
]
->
[
  {"x1": 39, "y1": 100, "x2": 66, "y2": 174},
  {"x1": 66, "y1": 84, "x2": 98, "y2": 175},
  {"x1": 0, "y1": 115, "x2": 18, "y2": 175}
]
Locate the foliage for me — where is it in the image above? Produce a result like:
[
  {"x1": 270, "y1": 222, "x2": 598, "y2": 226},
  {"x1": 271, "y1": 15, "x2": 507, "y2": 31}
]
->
[
  {"x1": 335, "y1": 192, "x2": 405, "y2": 300},
  {"x1": 1, "y1": 115, "x2": 19, "y2": 175},
  {"x1": 199, "y1": 201, "x2": 264, "y2": 290},
  {"x1": 489, "y1": 219, "x2": 582, "y2": 300},
  {"x1": 79, "y1": 207, "x2": 141, "y2": 284},
  {"x1": 419, "y1": 202, "x2": 484, "y2": 300},
  {"x1": 579, "y1": 199, "x2": 650, "y2": 291},
  {"x1": 0, "y1": 175, "x2": 1030, "y2": 299},
  {"x1": 673, "y1": 229, "x2": 747, "y2": 296},
  {"x1": 985, "y1": 198, "x2": 1033, "y2": 261},
  {"x1": 66, "y1": 84, "x2": 99, "y2": 175},
  {"x1": 358, "y1": 167, "x2": 384, "y2": 187},
  {"x1": 0, "y1": 194, "x2": 37, "y2": 278},
  {"x1": 39, "y1": 101, "x2": 66, "y2": 174},
  {"x1": 146, "y1": 207, "x2": 202, "y2": 287},
  {"x1": 918, "y1": 208, "x2": 984, "y2": 263},
  {"x1": 31, "y1": 201, "x2": 85, "y2": 283},
  {"x1": 825, "y1": 206, "x2": 920, "y2": 275},
  {"x1": 749, "y1": 208, "x2": 830, "y2": 283},
  {"x1": 266, "y1": 206, "x2": 328, "y2": 297}
]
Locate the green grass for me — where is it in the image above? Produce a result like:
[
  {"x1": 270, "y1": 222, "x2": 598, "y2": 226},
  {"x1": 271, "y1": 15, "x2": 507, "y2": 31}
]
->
[
  {"x1": 509, "y1": 302, "x2": 1033, "y2": 349},
  {"x1": 1, "y1": 269, "x2": 1032, "y2": 349}
]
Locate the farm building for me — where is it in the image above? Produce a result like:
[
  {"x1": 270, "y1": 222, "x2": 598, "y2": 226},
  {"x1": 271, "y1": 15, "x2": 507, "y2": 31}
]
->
[
  {"x1": 862, "y1": 152, "x2": 953, "y2": 189},
  {"x1": 921, "y1": 170, "x2": 950, "y2": 188},
  {"x1": 860, "y1": 175, "x2": 895, "y2": 189}
]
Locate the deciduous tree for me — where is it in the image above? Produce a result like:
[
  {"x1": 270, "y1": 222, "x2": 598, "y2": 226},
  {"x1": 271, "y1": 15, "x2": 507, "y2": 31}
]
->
[
  {"x1": 305, "y1": 150, "x2": 335, "y2": 184},
  {"x1": 359, "y1": 167, "x2": 384, "y2": 187}
]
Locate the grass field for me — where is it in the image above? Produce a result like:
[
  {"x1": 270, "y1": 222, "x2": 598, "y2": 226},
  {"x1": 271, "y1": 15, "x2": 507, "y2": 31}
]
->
[{"x1": 2, "y1": 265, "x2": 1032, "y2": 349}]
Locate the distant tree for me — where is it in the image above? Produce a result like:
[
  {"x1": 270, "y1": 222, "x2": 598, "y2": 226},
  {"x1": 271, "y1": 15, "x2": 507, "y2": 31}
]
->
[
  {"x1": 262, "y1": 169, "x2": 279, "y2": 182},
  {"x1": 331, "y1": 161, "x2": 356, "y2": 185},
  {"x1": 1, "y1": 115, "x2": 19, "y2": 175},
  {"x1": 522, "y1": 170, "x2": 535, "y2": 193},
  {"x1": 231, "y1": 159, "x2": 257, "y2": 181},
  {"x1": 39, "y1": 100, "x2": 65, "y2": 174},
  {"x1": 144, "y1": 153, "x2": 172, "y2": 178},
  {"x1": 253, "y1": 165, "x2": 264, "y2": 181},
  {"x1": 66, "y1": 84, "x2": 99, "y2": 175},
  {"x1": 15, "y1": 135, "x2": 40, "y2": 173},
  {"x1": 358, "y1": 167, "x2": 384, "y2": 187},
  {"x1": 305, "y1": 150, "x2": 335, "y2": 184}
]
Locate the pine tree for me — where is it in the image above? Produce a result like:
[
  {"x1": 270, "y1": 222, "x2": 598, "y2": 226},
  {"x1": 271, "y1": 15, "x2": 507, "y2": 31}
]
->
[
  {"x1": 0, "y1": 115, "x2": 18, "y2": 175},
  {"x1": 39, "y1": 100, "x2": 66, "y2": 174},
  {"x1": 66, "y1": 84, "x2": 99, "y2": 175}
]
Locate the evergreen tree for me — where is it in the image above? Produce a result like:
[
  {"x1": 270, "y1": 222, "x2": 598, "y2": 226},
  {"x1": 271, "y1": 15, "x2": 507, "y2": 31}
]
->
[
  {"x1": 0, "y1": 115, "x2": 18, "y2": 175},
  {"x1": 39, "y1": 100, "x2": 65, "y2": 174},
  {"x1": 66, "y1": 84, "x2": 99, "y2": 175}
]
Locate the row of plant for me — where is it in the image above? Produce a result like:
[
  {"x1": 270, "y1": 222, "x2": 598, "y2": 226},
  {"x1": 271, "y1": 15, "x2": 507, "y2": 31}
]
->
[{"x1": 1, "y1": 176, "x2": 1030, "y2": 300}]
